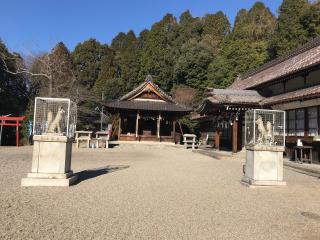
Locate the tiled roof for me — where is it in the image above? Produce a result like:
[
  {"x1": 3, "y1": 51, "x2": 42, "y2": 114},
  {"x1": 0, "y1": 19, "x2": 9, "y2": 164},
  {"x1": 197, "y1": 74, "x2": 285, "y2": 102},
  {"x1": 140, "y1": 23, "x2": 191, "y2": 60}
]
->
[
  {"x1": 105, "y1": 100, "x2": 192, "y2": 113},
  {"x1": 105, "y1": 75, "x2": 192, "y2": 114},
  {"x1": 197, "y1": 89, "x2": 264, "y2": 114},
  {"x1": 229, "y1": 37, "x2": 320, "y2": 90},
  {"x1": 205, "y1": 89, "x2": 264, "y2": 105},
  {"x1": 119, "y1": 76, "x2": 176, "y2": 103},
  {"x1": 262, "y1": 85, "x2": 320, "y2": 106}
]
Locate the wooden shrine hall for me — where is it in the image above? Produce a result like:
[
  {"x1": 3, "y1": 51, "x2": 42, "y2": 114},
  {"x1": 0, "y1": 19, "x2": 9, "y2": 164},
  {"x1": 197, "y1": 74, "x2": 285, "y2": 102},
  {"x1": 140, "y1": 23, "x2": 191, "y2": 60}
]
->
[
  {"x1": 104, "y1": 76, "x2": 192, "y2": 143},
  {"x1": 196, "y1": 89, "x2": 264, "y2": 153}
]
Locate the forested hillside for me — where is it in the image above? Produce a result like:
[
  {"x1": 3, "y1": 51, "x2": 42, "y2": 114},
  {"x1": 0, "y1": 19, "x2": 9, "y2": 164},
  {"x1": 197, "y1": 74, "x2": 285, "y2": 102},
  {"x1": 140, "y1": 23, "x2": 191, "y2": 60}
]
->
[{"x1": 1, "y1": 0, "x2": 320, "y2": 143}]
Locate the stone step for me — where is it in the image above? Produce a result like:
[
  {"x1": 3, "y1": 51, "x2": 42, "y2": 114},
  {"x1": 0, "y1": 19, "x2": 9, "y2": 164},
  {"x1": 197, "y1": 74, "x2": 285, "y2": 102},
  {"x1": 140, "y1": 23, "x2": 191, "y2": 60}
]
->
[{"x1": 284, "y1": 159, "x2": 320, "y2": 178}]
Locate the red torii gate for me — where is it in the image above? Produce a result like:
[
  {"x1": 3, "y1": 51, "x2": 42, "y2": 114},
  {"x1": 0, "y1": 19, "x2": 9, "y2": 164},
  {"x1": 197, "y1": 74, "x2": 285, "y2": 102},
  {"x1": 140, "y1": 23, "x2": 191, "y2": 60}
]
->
[{"x1": 0, "y1": 116, "x2": 26, "y2": 147}]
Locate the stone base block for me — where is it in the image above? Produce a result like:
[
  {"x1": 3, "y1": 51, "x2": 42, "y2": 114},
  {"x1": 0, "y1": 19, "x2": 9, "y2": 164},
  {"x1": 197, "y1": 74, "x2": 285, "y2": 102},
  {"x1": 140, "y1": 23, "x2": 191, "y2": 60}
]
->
[
  {"x1": 241, "y1": 176, "x2": 286, "y2": 188},
  {"x1": 31, "y1": 135, "x2": 73, "y2": 174},
  {"x1": 243, "y1": 146, "x2": 286, "y2": 188},
  {"x1": 27, "y1": 171, "x2": 74, "y2": 179},
  {"x1": 21, "y1": 172, "x2": 77, "y2": 187}
]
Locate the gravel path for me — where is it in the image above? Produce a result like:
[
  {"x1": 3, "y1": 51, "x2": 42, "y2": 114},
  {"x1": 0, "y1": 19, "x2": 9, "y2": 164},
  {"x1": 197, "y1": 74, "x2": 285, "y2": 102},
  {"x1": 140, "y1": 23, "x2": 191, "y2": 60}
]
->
[{"x1": 0, "y1": 144, "x2": 320, "y2": 240}]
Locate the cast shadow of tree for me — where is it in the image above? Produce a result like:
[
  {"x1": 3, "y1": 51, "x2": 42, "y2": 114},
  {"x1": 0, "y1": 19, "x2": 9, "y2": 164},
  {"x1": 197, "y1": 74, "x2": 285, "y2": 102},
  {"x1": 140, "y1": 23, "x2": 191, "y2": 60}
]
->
[{"x1": 75, "y1": 165, "x2": 129, "y2": 184}]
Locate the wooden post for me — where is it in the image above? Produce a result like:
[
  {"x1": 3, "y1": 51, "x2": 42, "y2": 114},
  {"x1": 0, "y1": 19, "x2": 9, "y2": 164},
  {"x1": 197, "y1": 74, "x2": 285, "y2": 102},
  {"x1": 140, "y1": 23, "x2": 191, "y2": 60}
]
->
[
  {"x1": 118, "y1": 115, "x2": 122, "y2": 140},
  {"x1": 157, "y1": 114, "x2": 161, "y2": 142},
  {"x1": 173, "y1": 120, "x2": 176, "y2": 143},
  {"x1": 215, "y1": 128, "x2": 220, "y2": 150},
  {"x1": 135, "y1": 112, "x2": 140, "y2": 140},
  {"x1": 232, "y1": 119, "x2": 238, "y2": 153},
  {"x1": 16, "y1": 120, "x2": 19, "y2": 147}
]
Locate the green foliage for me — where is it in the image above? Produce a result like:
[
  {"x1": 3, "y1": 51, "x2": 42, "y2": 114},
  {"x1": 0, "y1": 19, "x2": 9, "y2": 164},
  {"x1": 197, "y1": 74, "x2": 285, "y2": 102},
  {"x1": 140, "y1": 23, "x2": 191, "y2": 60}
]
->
[
  {"x1": 0, "y1": 40, "x2": 29, "y2": 116},
  {"x1": 232, "y1": 2, "x2": 276, "y2": 40},
  {"x1": 208, "y1": 2, "x2": 275, "y2": 87},
  {"x1": 3, "y1": 0, "x2": 320, "y2": 144},
  {"x1": 174, "y1": 39, "x2": 213, "y2": 90},
  {"x1": 92, "y1": 49, "x2": 119, "y2": 99},
  {"x1": 178, "y1": 10, "x2": 203, "y2": 44},
  {"x1": 201, "y1": 11, "x2": 230, "y2": 52},
  {"x1": 270, "y1": 0, "x2": 310, "y2": 57},
  {"x1": 111, "y1": 30, "x2": 141, "y2": 90},
  {"x1": 0, "y1": 40, "x2": 29, "y2": 145},
  {"x1": 301, "y1": 1, "x2": 320, "y2": 39},
  {"x1": 208, "y1": 39, "x2": 270, "y2": 87},
  {"x1": 179, "y1": 116, "x2": 199, "y2": 134},
  {"x1": 139, "y1": 14, "x2": 179, "y2": 91},
  {"x1": 72, "y1": 39, "x2": 111, "y2": 89}
]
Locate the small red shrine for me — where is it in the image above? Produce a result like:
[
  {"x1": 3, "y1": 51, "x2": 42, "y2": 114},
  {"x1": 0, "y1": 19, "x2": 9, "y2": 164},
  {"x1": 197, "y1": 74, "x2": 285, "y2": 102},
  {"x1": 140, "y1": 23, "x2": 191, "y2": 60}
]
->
[{"x1": 0, "y1": 116, "x2": 26, "y2": 146}]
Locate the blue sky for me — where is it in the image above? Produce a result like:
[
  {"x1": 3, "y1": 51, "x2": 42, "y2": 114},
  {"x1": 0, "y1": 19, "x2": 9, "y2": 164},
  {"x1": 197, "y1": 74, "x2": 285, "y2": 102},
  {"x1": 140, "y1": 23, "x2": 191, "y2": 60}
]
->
[{"x1": 0, "y1": 0, "x2": 283, "y2": 53}]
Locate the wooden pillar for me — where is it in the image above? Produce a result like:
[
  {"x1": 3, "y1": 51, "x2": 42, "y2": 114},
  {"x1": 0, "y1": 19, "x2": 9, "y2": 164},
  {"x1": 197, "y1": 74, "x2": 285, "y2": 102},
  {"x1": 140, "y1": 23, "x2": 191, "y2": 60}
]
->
[
  {"x1": 118, "y1": 115, "x2": 122, "y2": 140},
  {"x1": 135, "y1": 112, "x2": 140, "y2": 140},
  {"x1": 157, "y1": 114, "x2": 161, "y2": 142},
  {"x1": 16, "y1": 120, "x2": 19, "y2": 147},
  {"x1": 215, "y1": 128, "x2": 220, "y2": 150},
  {"x1": 232, "y1": 119, "x2": 238, "y2": 153},
  {"x1": 173, "y1": 120, "x2": 176, "y2": 143},
  {"x1": 238, "y1": 114, "x2": 243, "y2": 150}
]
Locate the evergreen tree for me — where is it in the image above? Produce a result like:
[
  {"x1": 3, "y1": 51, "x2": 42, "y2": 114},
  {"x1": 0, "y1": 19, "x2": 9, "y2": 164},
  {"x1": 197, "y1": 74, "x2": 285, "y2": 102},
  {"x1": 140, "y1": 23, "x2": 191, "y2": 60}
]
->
[
  {"x1": 174, "y1": 39, "x2": 213, "y2": 91},
  {"x1": 301, "y1": 1, "x2": 320, "y2": 39},
  {"x1": 270, "y1": 0, "x2": 310, "y2": 57},
  {"x1": 232, "y1": 2, "x2": 276, "y2": 40},
  {"x1": 207, "y1": 2, "x2": 276, "y2": 87},
  {"x1": 111, "y1": 30, "x2": 141, "y2": 90},
  {"x1": 201, "y1": 11, "x2": 230, "y2": 54},
  {"x1": 92, "y1": 48, "x2": 120, "y2": 100},
  {"x1": 139, "y1": 14, "x2": 179, "y2": 91},
  {"x1": 72, "y1": 39, "x2": 111, "y2": 89},
  {"x1": 0, "y1": 40, "x2": 29, "y2": 145},
  {"x1": 177, "y1": 10, "x2": 203, "y2": 44},
  {"x1": 0, "y1": 40, "x2": 29, "y2": 115}
]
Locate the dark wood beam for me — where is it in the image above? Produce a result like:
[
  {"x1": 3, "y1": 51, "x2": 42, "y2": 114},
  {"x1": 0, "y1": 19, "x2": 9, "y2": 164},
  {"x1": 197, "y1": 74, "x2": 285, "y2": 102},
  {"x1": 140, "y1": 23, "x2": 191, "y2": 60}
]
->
[
  {"x1": 232, "y1": 119, "x2": 238, "y2": 153},
  {"x1": 118, "y1": 115, "x2": 122, "y2": 140},
  {"x1": 215, "y1": 128, "x2": 220, "y2": 150},
  {"x1": 173, "y1": 120, "x2": 176, "y2": 144}
]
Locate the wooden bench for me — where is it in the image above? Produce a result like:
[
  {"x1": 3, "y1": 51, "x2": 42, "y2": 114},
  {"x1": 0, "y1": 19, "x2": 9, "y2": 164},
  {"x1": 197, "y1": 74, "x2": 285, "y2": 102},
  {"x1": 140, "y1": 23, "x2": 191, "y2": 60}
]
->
[
  {"x1": 75, "y1": 131, "x2": 92, "y2": 148},
  {"x1": 183, "y1": 134, "x2": 197, "y2": 150}
]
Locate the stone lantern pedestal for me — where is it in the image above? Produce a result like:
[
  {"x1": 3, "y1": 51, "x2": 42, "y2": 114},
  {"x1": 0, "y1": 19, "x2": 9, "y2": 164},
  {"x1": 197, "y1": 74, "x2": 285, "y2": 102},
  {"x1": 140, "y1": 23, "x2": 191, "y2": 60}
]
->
[
  {"x1": 21, "y1": 135, "x2": 77, "y2": 187},
  {"x1": 242, "y1": 145, "x2": 286, "y2": 188}
]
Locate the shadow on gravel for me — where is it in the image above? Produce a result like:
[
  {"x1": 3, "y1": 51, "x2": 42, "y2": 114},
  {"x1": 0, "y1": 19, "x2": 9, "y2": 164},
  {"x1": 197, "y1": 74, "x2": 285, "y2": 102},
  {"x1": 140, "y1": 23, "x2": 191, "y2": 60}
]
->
[
  {"x1": 108, "y1": 143, "x2": 119, "y2": 148},
  {"x1": 75, "y1": 165, "x2": 129, "y2": 184}
]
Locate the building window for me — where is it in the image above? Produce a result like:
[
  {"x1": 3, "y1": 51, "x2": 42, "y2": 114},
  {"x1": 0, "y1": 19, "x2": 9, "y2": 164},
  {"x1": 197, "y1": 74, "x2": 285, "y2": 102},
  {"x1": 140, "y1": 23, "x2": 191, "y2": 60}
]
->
[
  {"x1": 296, "y1": 109, "x2": 305, "y2": 136},
  {"x1": 306, "y1": 69, "x2": 320, "y2": 87},
  {"x1": 286, "y1": 108, "x2": 305, "y2": 136},
  {"x1": 260, "y1": 82, "x2": 285, "y2": 97},
  {"x1": 285, "y1": 76, "x2": 305, "y2": 92},
  {"x1": 308, "y1": 107, "x2": 318, "y2": 136},
  {"x1": 288, "y1": 110, "x2": 296, "y2": 136}
]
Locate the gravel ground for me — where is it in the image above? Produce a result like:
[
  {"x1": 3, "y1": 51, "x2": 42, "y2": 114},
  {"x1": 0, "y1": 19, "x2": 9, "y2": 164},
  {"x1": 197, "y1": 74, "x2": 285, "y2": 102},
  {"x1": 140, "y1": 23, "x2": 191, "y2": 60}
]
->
[{"x1": 0, "y1": 144, "x2": 320, "y2": 240}]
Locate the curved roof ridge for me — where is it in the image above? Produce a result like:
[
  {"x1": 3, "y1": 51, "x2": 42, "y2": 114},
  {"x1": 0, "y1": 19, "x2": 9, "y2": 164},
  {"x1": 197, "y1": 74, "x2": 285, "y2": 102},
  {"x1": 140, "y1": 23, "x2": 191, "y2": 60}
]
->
[
  {"x1": 118, "y1": 76, "x2": 179, "y2": 104},
  {"x1": 118, "y1": 81, "x2": 148, "y2": 101}
]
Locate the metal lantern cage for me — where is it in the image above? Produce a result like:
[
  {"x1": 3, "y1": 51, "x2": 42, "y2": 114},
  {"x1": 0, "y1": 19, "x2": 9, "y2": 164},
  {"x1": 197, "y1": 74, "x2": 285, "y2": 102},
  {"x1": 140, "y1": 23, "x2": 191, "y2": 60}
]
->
[
  {"x1": 245, "y1": 109, "x2": 285, "y2": 147},
  {"x1": 33, "y1": 97, "x2": 77, "y2": 138}
]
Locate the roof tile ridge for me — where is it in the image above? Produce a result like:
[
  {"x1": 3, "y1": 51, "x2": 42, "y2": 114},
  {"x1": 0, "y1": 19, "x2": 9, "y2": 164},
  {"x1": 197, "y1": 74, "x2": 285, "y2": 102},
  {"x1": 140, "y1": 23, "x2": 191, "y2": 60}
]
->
[{"x1": 240, "y1": 37, "x2": 320, "y2": 80}]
